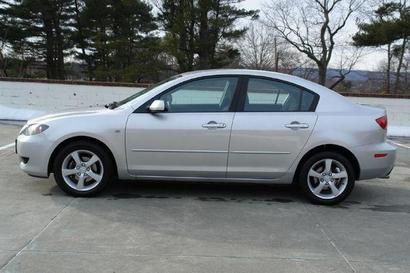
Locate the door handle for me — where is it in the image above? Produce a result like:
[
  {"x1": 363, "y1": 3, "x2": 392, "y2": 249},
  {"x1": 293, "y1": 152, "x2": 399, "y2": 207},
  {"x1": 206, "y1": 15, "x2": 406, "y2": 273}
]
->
[
  {"x1": 285, "y1": 121, "x2": 309, "y2": 129},
  {"x1": 202, "y1": 121, "x2": 226, "y2": 129}
]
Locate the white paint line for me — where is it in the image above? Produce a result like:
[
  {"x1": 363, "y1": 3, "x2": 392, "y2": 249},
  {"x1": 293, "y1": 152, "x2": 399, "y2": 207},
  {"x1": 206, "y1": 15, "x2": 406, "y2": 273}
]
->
[
  {"x1": 0, "y1": 143, "x2": 15, "y2": 151},
  {"x1": 389, "y1": 140, "x2": 410, "y2": 149}
]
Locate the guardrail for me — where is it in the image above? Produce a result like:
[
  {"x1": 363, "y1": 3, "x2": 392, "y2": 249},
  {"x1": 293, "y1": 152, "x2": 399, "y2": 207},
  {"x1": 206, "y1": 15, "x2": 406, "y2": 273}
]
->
[
  {"x1": 0, "y1": 77, "x2": 150, "y2": 88},
  {"x1": 339, "y1": 92, "x2": 410, "y2": 99}
]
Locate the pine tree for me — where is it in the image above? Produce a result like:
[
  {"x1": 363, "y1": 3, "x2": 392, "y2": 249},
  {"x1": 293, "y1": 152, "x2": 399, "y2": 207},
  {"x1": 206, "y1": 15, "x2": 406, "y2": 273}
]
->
[
  {"x1": 76, "y1": 0, "x2": 161, "y2": 82},
  {"x1": 158, "y1": 0, "x2": 258, "y2": 72},
  {"x1": 353, "y1": 2, "x2": 409, "y2": 93},
  {"x1": 1, "y1": 0, "x2": 76, "y2": 79}
]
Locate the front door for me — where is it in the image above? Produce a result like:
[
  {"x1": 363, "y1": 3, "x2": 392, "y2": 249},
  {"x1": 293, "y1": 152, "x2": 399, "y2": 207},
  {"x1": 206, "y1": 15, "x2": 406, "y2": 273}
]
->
[
  {"x1": 227, "y1": 77, "x2": 318, "y2": 179},
  {"x1": 126, "y1": 76, "x2": 239, "y2": 178}
]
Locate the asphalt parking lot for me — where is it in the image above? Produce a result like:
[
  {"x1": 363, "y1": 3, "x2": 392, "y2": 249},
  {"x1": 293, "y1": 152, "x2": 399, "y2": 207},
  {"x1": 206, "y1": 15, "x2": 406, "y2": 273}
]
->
[{"x1": 0, "y1": 123, "x2": 410, "y2": 273}]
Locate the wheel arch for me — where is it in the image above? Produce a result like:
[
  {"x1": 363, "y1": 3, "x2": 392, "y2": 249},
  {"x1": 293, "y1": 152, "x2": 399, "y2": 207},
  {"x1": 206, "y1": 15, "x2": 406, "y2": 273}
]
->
[
  {"x1": 47, "y1": 136, "x2": 118, "y2": 178},
  {"x1": 293, "y1": 144, "x2": 360, "y2": 184}
]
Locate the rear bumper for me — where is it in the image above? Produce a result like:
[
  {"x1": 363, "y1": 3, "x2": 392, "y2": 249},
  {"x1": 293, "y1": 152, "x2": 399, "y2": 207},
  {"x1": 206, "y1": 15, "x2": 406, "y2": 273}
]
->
[{"x1": 352, "y1": 142, "x2": 396, "y2": 180}]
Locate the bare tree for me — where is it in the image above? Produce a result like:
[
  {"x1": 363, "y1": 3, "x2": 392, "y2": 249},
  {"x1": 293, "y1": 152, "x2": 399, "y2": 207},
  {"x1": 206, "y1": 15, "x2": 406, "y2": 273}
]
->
[
  {"x1": 238, "y1": 22, "x2": 312, "y2": 73},
  {"x1": 264, "y1": 0, "x2": 364, "y2": 86},
  {"x1": 238, "y1": 22, "x2": 278, "y2": 70},
  {"x1": 329, "y1": 46, "x2": 363, "y2": 89}
]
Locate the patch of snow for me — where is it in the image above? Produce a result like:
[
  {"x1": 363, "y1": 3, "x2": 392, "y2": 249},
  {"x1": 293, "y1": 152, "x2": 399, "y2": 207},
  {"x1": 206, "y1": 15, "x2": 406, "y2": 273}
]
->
[
  {"x1": 388, "y1": 126, "x2": 410, "y2": 138},
  {"x1": 0, "y1": 105, "x2": 46, "y2": 121}
]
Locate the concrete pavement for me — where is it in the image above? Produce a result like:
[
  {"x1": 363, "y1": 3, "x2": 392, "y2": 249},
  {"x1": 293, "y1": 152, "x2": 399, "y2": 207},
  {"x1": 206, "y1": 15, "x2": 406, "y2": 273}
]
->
[{"x1": 1, "y1": 123, "x2": 409, "y2": 273}]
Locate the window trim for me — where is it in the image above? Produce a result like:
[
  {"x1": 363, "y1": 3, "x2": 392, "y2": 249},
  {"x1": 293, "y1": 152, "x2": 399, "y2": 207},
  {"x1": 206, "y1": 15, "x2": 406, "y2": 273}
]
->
[
  {"x1": 134, "y1": 75, "x2": 244, "y2": 113},
  {"x1": 237, "y1": 76, "x2": 320, "y2": 113}
]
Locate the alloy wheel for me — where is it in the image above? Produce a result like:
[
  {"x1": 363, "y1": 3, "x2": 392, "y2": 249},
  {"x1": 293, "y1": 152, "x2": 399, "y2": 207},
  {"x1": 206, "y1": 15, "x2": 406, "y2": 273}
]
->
[
  {"x1": 307, "y1": 158, "x2": 348, "y2": 200},
  {"x1": 61, "y1": 150, "x2": 104, "y2": 191}
]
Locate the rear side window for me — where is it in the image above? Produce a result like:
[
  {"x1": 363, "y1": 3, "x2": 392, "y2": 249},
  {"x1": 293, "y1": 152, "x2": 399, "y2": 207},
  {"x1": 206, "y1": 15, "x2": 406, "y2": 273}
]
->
[{"x1": 244, "y1": 78, "x2": 317, "y2": 112}]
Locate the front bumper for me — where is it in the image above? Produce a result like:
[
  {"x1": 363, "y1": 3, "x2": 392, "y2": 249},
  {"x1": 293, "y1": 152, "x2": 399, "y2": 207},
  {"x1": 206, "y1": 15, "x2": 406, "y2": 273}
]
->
[
  {"x1": 16, "y1": 134, "x2": 52, "y2": 178},
  {"x1": 352, "y1": 142, "x2": 397, "y2": 180}
]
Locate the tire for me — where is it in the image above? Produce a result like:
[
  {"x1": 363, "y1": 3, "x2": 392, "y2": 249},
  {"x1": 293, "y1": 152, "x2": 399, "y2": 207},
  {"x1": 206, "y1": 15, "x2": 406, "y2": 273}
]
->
[
  {"x1": 298, "y1": 151, "x2": 355, "y2": 205},
  {"x1": 53, "y1": 141, "x2": 114, "y2": 197}
]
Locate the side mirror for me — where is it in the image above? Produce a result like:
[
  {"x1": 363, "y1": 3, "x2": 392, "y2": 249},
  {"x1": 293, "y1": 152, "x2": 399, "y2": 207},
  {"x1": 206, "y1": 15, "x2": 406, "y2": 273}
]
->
[{"x1": 148, "y1": 100, "x2": 166, "y2": 113}]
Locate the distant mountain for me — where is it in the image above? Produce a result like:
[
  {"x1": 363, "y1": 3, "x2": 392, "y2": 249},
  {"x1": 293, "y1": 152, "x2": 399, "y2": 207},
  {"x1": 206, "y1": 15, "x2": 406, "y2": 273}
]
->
[{"x1": 291, "y1": 68, "x2": 393, "y2": 83}]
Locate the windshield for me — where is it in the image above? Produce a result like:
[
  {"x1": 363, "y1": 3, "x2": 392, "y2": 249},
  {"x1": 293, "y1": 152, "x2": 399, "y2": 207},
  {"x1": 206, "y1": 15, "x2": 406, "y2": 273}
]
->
[{"x1": 107, "y1": 74, "x2": 183, "y2": 109}]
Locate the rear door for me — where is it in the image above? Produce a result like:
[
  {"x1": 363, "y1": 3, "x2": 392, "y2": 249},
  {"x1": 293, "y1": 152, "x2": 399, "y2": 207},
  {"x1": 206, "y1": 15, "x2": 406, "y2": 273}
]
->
[{"x1": 227, "y1": 77, "x2": 318, "y2": 179}]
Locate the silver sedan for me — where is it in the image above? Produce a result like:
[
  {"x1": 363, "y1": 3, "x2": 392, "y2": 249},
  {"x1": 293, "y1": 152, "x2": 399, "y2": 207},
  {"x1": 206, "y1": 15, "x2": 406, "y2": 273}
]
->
[{"x1": 16, "y1": 69, "x2": 396, "y2": 204}]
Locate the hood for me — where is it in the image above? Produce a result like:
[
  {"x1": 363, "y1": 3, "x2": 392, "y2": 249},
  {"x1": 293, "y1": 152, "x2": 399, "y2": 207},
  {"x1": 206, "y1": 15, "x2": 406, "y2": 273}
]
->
[{"x1": 27, "y1": 107, "x2": 108, "y2": 124}]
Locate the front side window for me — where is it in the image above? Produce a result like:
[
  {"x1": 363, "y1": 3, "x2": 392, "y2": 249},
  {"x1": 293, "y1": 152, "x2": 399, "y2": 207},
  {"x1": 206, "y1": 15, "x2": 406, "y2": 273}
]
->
[
  {"x1": 244, "y1": 78, "x2": 317, "y2": 112},
  {"x1": 159, "y1": 77, "x2": 238, "y2": 113}
]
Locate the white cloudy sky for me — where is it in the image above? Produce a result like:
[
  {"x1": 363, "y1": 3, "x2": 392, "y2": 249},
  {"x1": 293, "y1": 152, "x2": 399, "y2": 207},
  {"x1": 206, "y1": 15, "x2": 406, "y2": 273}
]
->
[{"x1": 238, "y1": 0, "x2": 385, "y2": 71}]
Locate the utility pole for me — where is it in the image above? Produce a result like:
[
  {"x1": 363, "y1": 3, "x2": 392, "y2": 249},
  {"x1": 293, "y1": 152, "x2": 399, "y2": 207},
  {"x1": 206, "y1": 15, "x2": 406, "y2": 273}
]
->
[{"x1": 274, "y1": 37, "x2": 279, "y2": 72}]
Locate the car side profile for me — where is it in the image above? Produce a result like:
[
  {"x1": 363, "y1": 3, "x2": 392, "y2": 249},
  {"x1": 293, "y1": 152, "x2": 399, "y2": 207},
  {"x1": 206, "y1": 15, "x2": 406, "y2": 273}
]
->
[{"x1": 16, "y1": 69, "x2": 396, "y2": 204}]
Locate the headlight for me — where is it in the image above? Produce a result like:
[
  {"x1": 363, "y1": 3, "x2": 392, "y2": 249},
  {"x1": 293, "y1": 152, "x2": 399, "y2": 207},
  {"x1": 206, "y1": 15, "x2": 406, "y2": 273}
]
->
[{"x1": 20, "y1": 124, "x2": 49, "y2": 136}]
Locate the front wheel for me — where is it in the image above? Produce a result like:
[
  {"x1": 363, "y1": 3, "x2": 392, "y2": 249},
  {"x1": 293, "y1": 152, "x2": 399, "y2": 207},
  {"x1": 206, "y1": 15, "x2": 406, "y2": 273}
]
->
[
  {"x1": 298, "y1": 152, "x2": 355, "y2": 205},
  {"x1": 53, "y1": 141, "x2": 114, "y2": 197}
]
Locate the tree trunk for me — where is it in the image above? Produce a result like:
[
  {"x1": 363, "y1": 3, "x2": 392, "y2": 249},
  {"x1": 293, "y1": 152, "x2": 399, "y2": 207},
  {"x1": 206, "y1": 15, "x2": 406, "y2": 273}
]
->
[
  {"x1": 317, "y1": 64, "x2": 327, "y2": 86},
  {"x1": 0, "y1": 25, "x2": 8, "y2": 77},
  {"x1": 18, "y1": 41, "x2": 25, "y2": 77},
  {"x1": 177, "y1": 30, "x2": 191, "y2": 72},
  {"x1": 329, "y1": 75, "x2": 346, "y2": 90},
  {"x1": 74, "y1": 0, "x2": 93, "y2": 80},
  {"x1": 55, "y1": 23, "x2": 65, "y2": 80},
  {"x1": 394, "y1": 37, "x2": 407, "y2": 93},
  {"x1": 198, "y1": 0, "x2": 210, "y2": 69},
  {"x1": 274, "y1": 37, "x2": 279, "y2": 72},
  {"x1": 43, "y1": 5, "x2": 65, "y2": 80},
  {"x1": 188, "y1": 0, "x2": 195, "y2": 71},
  {"x1": 386, "y1": 43, "x2": 392, "y2": 94},
  {"x1": 44, "y1": 19, "x2": 55, "y2": 79},
  {"x1": 0, "y1": 51, "x2": 7, "y2": 77}
]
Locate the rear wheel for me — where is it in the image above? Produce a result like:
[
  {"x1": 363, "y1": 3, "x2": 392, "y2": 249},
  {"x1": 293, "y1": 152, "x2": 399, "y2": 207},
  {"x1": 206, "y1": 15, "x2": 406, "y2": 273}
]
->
[
  {"x1": 298, "y1": 151, "x2": 355, "y2": 205},
  {"x1": 53, "y1": 141, "x2": 114, "y2": 196}
]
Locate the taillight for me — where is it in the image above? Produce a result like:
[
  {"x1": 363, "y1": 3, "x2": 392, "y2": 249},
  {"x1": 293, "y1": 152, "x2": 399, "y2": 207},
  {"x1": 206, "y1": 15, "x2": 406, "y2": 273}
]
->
[{"x1": 376, "y1": 115, "x2": 388, "y2": 130}]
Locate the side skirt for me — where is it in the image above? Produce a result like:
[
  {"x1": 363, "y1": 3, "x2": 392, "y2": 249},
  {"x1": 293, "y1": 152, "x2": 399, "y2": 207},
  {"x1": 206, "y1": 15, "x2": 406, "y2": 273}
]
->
[{"x1": 126, "y1": 175, "x2": 292, "y2": 184}]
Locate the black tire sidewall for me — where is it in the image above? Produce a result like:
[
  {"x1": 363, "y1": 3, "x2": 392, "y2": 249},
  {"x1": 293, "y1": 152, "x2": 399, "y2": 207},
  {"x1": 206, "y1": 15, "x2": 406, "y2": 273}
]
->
[
  {"x1": 299, "y1": 151, "x2": 355, "y2": 205},
  {"x1": 53, "y1": 141, "x2": 113, "y2": 197}
]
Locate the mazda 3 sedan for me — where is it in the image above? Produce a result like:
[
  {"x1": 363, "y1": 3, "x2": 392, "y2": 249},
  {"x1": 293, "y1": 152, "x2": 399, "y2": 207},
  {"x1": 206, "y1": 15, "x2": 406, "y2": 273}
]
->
[{"x1": 16, "y1": 69, "x2": 396, "y2": 204}]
